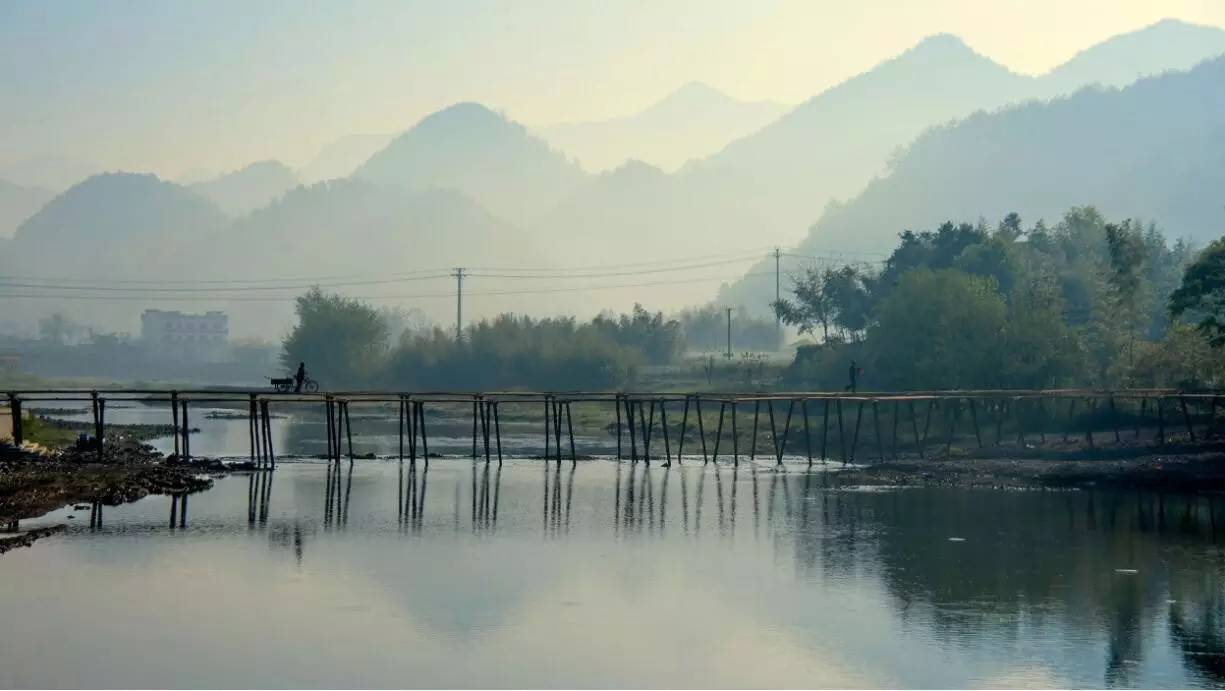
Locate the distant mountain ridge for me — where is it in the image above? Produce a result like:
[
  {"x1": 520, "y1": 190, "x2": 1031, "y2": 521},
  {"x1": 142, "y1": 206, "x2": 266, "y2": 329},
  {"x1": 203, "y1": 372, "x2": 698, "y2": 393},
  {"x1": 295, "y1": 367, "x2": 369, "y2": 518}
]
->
[
  {"x1": 718, "y1": 53, "x2": 1225, "y2": 311},
  {"x1": 353, "y1": 102, "x2": 586, "y2": 225},
  {"x1": 536, "y1": 82, "x2": 788, "y2": 172},
  {"x1": 6, "y1": 18, "x2": 1225, "y2": 335},
  {"x1": 298, "y1": 133, "x2": 395, "y2": 184},
  {"x1": 189, "y1": 160, "x2": 300, "y2": 217}
]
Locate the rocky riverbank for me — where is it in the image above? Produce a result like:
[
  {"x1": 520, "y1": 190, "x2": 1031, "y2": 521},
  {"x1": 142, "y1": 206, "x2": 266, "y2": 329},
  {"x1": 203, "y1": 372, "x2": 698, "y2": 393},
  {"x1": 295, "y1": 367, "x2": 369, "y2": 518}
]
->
[{"x1": 0, "y1": 437, "x2": 219, "y2": 552}]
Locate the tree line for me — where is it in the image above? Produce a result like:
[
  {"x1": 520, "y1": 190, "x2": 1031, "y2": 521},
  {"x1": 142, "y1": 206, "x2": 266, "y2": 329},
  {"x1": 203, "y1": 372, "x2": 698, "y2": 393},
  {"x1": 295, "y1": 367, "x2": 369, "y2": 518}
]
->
[
  {"x1": 773, "y1": 206, "x2": 1225, "y2": 390},
  {"x1": 281, "y1": 294, "x2": 779, "y2": 389}
]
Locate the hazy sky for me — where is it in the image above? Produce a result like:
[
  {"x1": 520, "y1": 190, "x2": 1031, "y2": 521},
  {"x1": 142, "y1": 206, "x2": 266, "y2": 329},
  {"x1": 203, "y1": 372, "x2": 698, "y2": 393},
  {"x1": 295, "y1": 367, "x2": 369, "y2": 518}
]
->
[{"x1": 3, "y1": 0, "x2": 1224, "y2": 180}]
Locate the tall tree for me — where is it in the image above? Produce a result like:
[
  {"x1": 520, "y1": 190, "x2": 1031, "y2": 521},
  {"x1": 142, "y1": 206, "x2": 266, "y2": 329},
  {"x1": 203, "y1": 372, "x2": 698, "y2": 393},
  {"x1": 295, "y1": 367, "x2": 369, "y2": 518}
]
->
[
  {"x1": 282, "y1": 288, "x2": 389, "y2": 386},
  {"x1": 1170, "y1": 238, "x2": 1225, "y2": 347}
]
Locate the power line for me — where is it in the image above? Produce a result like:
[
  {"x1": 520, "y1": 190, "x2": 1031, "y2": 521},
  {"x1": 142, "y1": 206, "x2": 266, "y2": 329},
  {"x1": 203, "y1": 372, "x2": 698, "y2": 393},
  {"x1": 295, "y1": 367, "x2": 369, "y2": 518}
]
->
[
  {"x1": 0, "y1": 267, "x2": 450, "y2": 285},
  {"x1": 0, "y1": 254, "x2": 767, "y2": 292},
  {"x1": 0, "y1": 247, "x2": 777, "y2": 287},
  {"x1": 0, "y1": 273, "x2": 455, "y2": 293},
  {"x1": 468, "y1": 255, "x2": 765, "y2": 279},
  {"x1": 0, "y1": 271, "x2": 775, "y2": 303}
]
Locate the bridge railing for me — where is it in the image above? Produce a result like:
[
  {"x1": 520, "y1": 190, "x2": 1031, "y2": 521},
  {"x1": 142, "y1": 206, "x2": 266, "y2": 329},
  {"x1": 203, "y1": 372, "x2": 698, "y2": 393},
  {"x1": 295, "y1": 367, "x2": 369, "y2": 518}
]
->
[{"x1": 5, "y1": 388, "x2": 1221, "y2": 466}]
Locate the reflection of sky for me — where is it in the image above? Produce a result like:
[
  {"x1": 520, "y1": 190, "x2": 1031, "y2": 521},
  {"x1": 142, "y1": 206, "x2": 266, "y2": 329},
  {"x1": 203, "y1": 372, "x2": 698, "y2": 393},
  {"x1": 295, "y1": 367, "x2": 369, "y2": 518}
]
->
[{"x1": 1, "y1": 462, "x2": 1221, "y2": 688}]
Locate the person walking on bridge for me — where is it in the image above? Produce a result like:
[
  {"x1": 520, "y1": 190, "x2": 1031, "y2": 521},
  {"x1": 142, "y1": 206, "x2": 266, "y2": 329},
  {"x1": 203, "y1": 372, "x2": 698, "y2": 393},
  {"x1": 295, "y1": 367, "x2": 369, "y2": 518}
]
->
[{"x1": 294, "y1": 362, "x2": 307, "y2": 393}]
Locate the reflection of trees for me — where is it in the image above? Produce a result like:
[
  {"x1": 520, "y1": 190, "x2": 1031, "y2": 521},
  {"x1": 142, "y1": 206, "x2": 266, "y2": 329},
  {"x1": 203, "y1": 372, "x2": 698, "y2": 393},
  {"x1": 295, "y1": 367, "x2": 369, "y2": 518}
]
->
[
  {"x1": 788, "y1": 486, "x2": 1223, "y2": 685},
  {"x1": 1168, "y1": 543, "x2": 1225, "y2": 685}
]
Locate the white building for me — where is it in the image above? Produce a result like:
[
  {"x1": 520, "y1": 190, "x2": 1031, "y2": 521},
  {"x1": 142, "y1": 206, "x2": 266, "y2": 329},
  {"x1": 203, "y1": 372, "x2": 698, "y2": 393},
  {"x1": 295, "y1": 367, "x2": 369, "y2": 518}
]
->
[{"x1": 140, "y1": 310, "x2": 229, "y2": 362}]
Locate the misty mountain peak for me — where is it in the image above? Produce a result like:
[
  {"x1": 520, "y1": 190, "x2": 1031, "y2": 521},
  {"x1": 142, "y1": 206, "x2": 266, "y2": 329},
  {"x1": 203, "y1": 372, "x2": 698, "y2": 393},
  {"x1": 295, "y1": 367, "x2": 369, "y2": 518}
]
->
[
  {"x1": 911, "y1": 33, "x2": 975, "y2": 58},
  {"x1": 14, "y1": 171, "x2": 225, "y2": 245},
  {"x1": 189, "y1": 160, "x2": 299, "y2": 217},
  {"x1": 415, "y1": 102, "x2": 516, "y2": 134},
  {"x1": 1042, "y1": 18, "x2": 1225, "y2": 91},
  {"x1": 354, "y1": 102, "x2": 585, "y2": 224}
]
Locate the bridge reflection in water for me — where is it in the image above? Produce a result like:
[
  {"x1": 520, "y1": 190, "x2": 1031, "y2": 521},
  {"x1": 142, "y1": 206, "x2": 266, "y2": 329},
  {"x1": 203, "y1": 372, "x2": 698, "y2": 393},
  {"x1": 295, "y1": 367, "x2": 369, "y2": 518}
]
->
[
  {"x1": 191, "y1": 460, "x2": 1225, "y2": 686},
  {"x1": 14, "y1": 458, "x2": 1225, "y2": 687}
]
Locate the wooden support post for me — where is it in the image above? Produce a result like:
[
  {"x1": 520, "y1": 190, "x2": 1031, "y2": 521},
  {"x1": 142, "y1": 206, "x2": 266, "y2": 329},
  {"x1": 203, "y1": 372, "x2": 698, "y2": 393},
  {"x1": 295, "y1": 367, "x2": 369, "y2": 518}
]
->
[
  {"x1": 994, "y1": 400, "x2": 1005, "y2": 446},
  {"x1": 821, "y1": 399, "x2": 830, "y2": 462},
  {"x1": 730, "y1": 401, "x2": 739, "y2": 464},
  {"x1": 803, "y1": 399, "x2": 813, "y2": 466},
  {"x1": 344, "y1": 401, "x2": 354, "y2": 463},
  {"x1": 750, "y1": 401, "x2": 760, "y2": 461},
  {"x1": 482, "y1": 401, "x2": 492, "y2": 462},
  {"x1": 324, "y1": 399, "x2": 333, "y2": 463},
  {"x1": 1036, "y1": 398, "x2": 1047, "y2": 444},
  {"x1": 625, "y1": 396, "x2": 638, "y2": 462},
  {"x1": 262, "y1": 399, "x2": 275, "y2": 469},
  {"x1": 398, "y1": 397, "x2": 406, "y2": 462},
  {"x1": 778, "y1": 399, "x2": 794, "y2": 466},
  {"x1": 872, "y1": 400, "x2": 885, "y2": 463},
  {"x1": 472, "y1": 397, "x2": 480, "y2": 459},
  {"x1": 1109, "y1": 395, "x2": 1121, "y2": 443},
  {"x1": 890, "y1": 400, "x2": 899, "y2": 459},
  {"x1": 91, "y1": 392, "x2": 103, "y2": 457},
  {"x1": 615, "y1": 395, "x2": 623, "y2": 460},
  {"x1": 1137, "y1": 398, "x2": 1146, "y2": 439},
  {"x1": 712, "y1": 402, "x2": 726, "y2": 462},
  {"x1": 639, "y1": 400, "x2": 652, "y2": 465},
  {"x1": 554, "y1": 400, "x2": 564, "y2": 462},
  {"x1": 171, "y1": 392, "x2": 180, "y2": 457},
  {"x1": 676, "y1": 396, "x2": 689, "y2": 464},
  {"x1": 909, "y1": 400, "x2": 923, "y2": 460},
  {"x1": 660, "y1": 400, "x2": 672, "y2": 465},
  {"x1": 695, "y1": 397, "x2": 708, "y2": 463},
  {"x1": 248, "y1": 395, "x2": 257, "y2": 464},
  {"x1": 1064, "y1": 399, "x2": 1077, "y2": 442},
  {"x1": 494, "y1": 402, "x2": 503, "y2": 462},
  {"x1": 1084, "y1": 397, "x2": 1095, "y2": 449},
  {"x1": 407, "y1": 398, "x2": 417, "y2": 464},
  {"x1": 968, "y1": 399, "x2": 983, "y2": 448},
  {"x1": 850, "y1": 401, "x2": 864, "y2": 463},
  {"x1": 180, "y1": 399, "x2": 189, "y2": 461},
  {"x1": 1157, "y1": 396, "x2": 1166, "y2": 446},
  {"x1": 766, "y1": 400, "x2": 778, "y2": 461},
  {"x1": 1016, "y1": 398, "x2": 1026, "y2": 445},
  {"x1": 922, "y1": 399, "x2": 935, "y2": 445},
  {"x1": 1180, "y1": 395, "x2": 1196, "y2": 441},
  {"x1": 566, "y1": 401, "x2": 576, "y2": 462},
  {"x1": 943, "y1": 399, "x2": 956, "y2": 459},
  {"x1": 416, "y1": 402, "x2": 429, "y2": 459},
  {"x1": 7, "y1": 394, "x2": 22, "y2": 447},
  {"x1": 544, "y1": 397, "x2": 551, "y2": 460},
  {"x1": 836, "y1": 398, "x2": 847, "y2": 463}
]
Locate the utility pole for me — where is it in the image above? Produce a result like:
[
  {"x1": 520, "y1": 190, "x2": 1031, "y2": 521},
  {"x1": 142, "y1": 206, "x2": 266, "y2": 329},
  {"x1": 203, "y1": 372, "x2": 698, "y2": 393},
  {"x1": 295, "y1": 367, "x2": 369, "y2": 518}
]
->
[
  {"x1": 452, "y1": 267, "x2": 465, "y2": 342},
  {"x1": 725, "y1": 307, "x2": 733, "y2": 360},
  {"x1": 773, "y1": 247, "x2": 782, "y2": 350}
]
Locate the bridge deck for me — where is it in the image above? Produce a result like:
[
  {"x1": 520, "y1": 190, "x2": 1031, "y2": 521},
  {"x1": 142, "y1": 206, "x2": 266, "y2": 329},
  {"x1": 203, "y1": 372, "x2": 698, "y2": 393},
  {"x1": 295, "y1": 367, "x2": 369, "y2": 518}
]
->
[{"x1": 3, "y1": 388, "x2": 1220, "y2": 466}]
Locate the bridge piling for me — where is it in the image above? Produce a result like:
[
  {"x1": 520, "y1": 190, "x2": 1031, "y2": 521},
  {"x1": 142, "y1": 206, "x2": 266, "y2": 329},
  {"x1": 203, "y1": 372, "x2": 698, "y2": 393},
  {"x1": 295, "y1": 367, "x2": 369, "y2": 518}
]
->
[
  {"x1": 659, "y1": 400, "x2": 671, "y2": 466},
  {"x1": 711, "y1": 402, "x2": 725, "y2": 463}
]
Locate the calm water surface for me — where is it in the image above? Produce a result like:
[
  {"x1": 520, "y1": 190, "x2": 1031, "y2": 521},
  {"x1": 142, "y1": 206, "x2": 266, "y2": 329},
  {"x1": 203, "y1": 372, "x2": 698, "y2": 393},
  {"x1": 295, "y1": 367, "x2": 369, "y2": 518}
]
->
[
  {"x1": 2, "y1": 455, "x2": 1225, "y2": 686},
  {"x1": 4, "y1": 409, "x2": 1225, "y2": 688}
]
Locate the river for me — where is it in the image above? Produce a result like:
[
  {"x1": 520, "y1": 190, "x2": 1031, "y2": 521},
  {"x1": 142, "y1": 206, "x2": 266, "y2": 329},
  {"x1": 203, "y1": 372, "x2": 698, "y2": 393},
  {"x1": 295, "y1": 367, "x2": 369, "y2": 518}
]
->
[{"x1": 3, "y1": 406, "x2": 1225, "y2": 687}]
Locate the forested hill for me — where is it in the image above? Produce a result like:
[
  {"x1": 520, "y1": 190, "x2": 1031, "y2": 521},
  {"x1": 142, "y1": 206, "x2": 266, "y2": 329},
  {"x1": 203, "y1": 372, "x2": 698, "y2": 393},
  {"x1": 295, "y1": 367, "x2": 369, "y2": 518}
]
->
[
  {"x1": 720, "y1": 54, "x2": 1225, "y2": 312},
  {"x1": 353, "y1": 102, "x2": 586, "y2": 226}
]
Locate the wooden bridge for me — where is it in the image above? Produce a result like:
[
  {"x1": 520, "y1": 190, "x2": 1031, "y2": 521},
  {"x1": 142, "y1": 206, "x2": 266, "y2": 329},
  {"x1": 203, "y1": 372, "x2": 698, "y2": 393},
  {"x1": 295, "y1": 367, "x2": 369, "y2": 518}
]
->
[{"x1": 5, "y1": 388, "x2": 1222, "y2": 467}]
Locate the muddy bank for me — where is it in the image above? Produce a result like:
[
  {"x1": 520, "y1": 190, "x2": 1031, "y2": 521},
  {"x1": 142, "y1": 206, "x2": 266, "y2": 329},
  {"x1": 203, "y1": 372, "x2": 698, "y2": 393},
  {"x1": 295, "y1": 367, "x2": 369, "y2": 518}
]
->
[
  {"x1": 0, "y1": 438, "x2": 218, "y2": 548},
  {"x1": 830, "y1": 448, "x2": 1225, "y2": 491}
]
